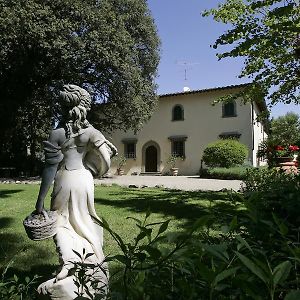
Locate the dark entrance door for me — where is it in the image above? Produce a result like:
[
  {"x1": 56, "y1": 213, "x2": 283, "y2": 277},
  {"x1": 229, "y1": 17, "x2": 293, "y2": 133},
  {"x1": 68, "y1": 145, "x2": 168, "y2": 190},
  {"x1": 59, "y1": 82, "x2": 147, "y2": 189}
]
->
[{"x1": 145, "y1": 146, "x2": 157, "y2": 172}]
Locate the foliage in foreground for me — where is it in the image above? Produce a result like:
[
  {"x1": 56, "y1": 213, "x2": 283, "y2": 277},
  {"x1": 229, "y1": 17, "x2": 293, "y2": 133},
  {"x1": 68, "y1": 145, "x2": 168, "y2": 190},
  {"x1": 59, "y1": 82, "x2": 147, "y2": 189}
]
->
[
  {"x1": 243, "y1": 167, "x2": 300, "y2": 222},
  {"x1": 203, "y1": 0, "x2": 300, "y2": 107},
  {"x1": 74, "y1": 200, "x2": 300, "y2": 299},
  {"x1": 0, "y1": 255, "x2": 39, "y2": 300}
]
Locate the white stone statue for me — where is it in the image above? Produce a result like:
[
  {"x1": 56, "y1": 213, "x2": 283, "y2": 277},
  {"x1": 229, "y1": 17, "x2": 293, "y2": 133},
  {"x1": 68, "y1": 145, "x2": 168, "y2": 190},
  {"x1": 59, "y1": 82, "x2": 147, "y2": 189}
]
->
[{"x1": 31, "y1": 84, "x2": 117, "y2": 299}]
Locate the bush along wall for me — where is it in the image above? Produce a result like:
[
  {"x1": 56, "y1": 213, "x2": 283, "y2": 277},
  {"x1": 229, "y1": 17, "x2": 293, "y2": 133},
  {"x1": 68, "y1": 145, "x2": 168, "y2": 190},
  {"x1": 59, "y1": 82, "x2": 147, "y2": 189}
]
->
[
  {"x1": 199, "y1": 166, "x2": 252, "y2": 180},
  {"x1": 202, "y1": 139, "x2": 248, "y2": 168}
]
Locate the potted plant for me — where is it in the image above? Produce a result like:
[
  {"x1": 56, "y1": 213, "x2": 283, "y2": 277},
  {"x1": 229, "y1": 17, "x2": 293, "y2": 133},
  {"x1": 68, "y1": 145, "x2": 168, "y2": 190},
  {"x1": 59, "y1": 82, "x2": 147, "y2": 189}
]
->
[
  {"x1": 114, "y1": 155, "x2": 127, "y2": 175},
  {"x1": 274, "y1": 145, "x2": 299, "y2": 165},
  {"x1": 166, "y1": 154, "x2": 184, "y2": 176}
]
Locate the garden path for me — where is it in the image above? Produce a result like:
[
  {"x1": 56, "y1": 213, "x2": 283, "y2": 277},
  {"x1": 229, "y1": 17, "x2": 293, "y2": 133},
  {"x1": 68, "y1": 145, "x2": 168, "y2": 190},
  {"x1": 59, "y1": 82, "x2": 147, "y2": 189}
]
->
[{"x1": 95, "y1": 175, "x2": 243, "y2": 192}]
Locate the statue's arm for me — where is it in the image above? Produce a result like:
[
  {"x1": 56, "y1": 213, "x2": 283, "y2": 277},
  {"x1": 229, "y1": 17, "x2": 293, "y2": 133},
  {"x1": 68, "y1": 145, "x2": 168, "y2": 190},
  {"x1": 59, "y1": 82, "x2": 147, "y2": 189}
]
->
[
  {"x1": 35, "y1": 164, "x2": 58, "y2": 213},
  {"x1": 35, "y1": 130, "x2": 63, "y2": 213}
]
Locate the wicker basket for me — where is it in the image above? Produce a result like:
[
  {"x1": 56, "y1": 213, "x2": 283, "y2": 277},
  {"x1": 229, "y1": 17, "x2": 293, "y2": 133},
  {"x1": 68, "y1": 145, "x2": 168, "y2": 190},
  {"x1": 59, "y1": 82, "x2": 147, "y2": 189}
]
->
[{"x1": 23, "y1": 210, "x2": 58, "y2": 241}]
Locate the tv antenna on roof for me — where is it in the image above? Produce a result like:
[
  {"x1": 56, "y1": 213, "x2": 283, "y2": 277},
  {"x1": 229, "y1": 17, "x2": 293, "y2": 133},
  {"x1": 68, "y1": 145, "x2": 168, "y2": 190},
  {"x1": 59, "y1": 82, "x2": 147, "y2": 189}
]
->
[{"x1": 176, "y1": 60, "x2": 201, "y2": 81}]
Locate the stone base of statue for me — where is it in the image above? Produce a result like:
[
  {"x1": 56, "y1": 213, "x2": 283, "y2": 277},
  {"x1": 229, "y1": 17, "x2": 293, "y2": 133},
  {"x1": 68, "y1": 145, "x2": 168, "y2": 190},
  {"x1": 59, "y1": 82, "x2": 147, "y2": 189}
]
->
[
  {"x1": 36, "y1": 230, "x2": 108, "y2": 299},
  {"x1": 37, "y1": 269, "x2": 108, "y2": 300}
]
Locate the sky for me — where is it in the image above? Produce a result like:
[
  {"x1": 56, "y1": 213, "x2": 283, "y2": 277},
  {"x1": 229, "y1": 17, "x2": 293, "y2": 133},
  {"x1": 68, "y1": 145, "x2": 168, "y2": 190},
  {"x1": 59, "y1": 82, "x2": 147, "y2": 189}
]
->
[{"x1": 147, "y1": 0, "x2": 300, "y2": 119}]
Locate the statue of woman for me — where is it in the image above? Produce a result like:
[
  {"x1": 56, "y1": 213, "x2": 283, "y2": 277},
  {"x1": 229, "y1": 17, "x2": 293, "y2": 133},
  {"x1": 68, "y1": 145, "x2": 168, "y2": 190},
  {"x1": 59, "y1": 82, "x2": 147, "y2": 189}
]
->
[{"x1": 34, "y1": 84, "x2": 117, "y2": 299}]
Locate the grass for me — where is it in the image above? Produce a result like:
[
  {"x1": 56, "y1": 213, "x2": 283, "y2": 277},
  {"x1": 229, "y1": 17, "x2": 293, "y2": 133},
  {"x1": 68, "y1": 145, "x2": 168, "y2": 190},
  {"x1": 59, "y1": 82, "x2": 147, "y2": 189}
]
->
[{"x1": 0, "y1": 184, "x2": 245, "y2": 280}]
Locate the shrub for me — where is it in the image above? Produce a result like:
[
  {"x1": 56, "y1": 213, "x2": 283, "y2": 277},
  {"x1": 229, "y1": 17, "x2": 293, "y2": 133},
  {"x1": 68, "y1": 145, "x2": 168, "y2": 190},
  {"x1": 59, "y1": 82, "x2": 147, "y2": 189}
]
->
[
  {"x1": 202, "y1": 139, "x2": 248, "y2": 168},
  {"x1": 200, "y1": 166, "x2": 252, "y2": 180},
  {"x1": 243, "y1": 168, "x2": 300, "y2": 222}
]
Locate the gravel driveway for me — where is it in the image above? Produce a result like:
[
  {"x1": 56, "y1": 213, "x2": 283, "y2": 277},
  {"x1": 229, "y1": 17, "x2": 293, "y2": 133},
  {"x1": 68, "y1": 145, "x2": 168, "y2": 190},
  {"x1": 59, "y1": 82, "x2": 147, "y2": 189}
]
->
[{"x1": 95, "y1": 175, "x2": 243, "y2": 192}]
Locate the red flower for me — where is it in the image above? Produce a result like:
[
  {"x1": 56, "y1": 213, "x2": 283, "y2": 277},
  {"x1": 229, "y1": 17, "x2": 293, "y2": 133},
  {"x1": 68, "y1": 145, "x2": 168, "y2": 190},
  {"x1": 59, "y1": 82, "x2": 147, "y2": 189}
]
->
[
  {"x1": 289, "y1": 145, "x2": 299, "y2": 151},
  {"x1": 275, "y1": 145, "x2": 284, "y2": 151}
]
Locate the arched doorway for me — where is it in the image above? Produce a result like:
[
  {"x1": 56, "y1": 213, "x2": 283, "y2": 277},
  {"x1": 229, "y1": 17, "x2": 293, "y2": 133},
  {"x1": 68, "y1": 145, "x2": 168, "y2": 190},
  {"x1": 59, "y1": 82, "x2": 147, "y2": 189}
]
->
[{"x1": 145, "y1": 146, "x2": 157, "y2": 172}]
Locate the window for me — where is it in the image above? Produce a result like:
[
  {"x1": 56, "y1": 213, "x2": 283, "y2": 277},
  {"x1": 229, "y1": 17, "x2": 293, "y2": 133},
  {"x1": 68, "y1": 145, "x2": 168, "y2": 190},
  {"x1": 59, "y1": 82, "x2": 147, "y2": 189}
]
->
[
  {"x1": 122, "y1": 138, "x2": 137, "y2": 159},
  {"x1": 172, "y1": 105, "x2": 184, "y2": 121},
  {"x1": 172, "y1": 141, "x2": 184, "y2": 157},
  {"x1": 125, "y1": 143, "x2": 136, "y2": 158},
  {"x1": 168, "y1": 135, "x2": 187, "y2": 157},
  {"x1": 222, "y1": 101, "x2": 236, "y2": 117}
]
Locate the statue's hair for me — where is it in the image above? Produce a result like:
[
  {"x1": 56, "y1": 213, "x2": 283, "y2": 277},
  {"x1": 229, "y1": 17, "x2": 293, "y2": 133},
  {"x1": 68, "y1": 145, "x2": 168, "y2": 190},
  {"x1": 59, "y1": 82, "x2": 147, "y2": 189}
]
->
[{"x1": 59, "y1": 84, "x2": 92, "y2": 136}]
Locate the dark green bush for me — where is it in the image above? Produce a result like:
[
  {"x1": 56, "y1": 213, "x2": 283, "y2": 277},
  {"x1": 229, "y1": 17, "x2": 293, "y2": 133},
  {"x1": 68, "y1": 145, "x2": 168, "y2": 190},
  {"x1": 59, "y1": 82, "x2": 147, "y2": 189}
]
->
[
  {"x1": 243, "y1": 167, "x2": 300, "y2": 222},
  {"x1": 202, "y1": 139, "x2": 248, "y2": 168},
  {"x1": 200, "y1": 166, "x2": 252, "y2": 180}
]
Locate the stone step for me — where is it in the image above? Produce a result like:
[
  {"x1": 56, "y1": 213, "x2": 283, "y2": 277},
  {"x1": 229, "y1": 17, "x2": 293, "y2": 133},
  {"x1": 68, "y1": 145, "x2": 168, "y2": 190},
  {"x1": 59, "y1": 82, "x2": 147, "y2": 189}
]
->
[{"x1": 139, "y1": 172, "x2": 162, "y2": 176}]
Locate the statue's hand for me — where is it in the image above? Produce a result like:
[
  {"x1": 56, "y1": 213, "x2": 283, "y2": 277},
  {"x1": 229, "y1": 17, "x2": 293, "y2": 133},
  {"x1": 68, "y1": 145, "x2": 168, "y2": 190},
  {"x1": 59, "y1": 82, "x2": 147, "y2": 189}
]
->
[
  {"x1": 37, "y1": 278, "x2": 55, "y2": 295},
  {"x1": 105, "y1": 140, "x2": 118, "y2": 158}
]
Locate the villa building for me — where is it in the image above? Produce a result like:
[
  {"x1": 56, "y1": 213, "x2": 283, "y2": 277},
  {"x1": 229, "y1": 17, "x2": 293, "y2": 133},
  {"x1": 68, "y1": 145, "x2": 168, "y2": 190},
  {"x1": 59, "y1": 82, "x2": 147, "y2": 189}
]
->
[{"x1": 106, "y1": 83, "x2": 267, "y2": 176}]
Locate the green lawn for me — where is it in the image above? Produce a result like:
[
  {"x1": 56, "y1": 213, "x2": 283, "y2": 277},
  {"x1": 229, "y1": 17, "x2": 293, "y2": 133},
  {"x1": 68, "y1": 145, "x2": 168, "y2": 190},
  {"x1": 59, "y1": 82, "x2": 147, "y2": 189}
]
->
[{"x1": 0, "y1": 184, "x2": 244, "y2": 278}]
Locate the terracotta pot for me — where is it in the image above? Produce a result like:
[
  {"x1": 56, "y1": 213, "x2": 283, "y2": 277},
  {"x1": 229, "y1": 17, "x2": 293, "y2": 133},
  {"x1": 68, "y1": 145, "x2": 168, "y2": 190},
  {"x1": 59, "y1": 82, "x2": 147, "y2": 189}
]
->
[{"x1": 170, "y1": 167, "x2": 178, "y2": 176}]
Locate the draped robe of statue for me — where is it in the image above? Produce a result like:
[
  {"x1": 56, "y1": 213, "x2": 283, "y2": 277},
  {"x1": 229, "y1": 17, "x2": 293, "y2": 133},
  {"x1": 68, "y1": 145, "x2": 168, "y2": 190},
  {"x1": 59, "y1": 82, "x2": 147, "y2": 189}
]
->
[{"x1": 37, "y1": 125, "x2": 115, "y2": 299}]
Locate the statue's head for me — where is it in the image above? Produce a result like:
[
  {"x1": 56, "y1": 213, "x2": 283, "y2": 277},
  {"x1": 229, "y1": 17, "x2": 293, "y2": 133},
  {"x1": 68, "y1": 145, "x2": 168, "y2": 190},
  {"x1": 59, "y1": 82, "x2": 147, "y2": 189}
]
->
[
  {"x1": 58, "y1": 84, "x2": 92, "y2": 134},
  {"x1": 59, "y1": 84, "x2": 91, "y2": 111}
]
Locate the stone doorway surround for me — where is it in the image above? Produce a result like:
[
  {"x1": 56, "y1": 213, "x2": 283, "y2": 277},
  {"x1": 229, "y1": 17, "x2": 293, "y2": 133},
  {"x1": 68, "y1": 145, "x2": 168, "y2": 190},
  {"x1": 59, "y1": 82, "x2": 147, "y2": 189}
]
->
[{"x1": 142, "y1": 141, "x2": 161, "y2": 173}]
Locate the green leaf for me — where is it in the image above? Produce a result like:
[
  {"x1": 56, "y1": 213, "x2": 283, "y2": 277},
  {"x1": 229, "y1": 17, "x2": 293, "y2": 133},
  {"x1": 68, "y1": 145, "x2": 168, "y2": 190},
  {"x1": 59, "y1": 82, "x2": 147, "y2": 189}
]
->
[
  {"x1": 285, "y1": 290, "x2": 300, "y2": 300},
  {"x1": 126, "y1": 216, "x2": 142, "y2": 225},
  {"x1": 72, "y1": 250, "x2": 82, "y2": 259},
  {"x1": 84, "y1": 253, "x2": 94, "y2": 260},
  {"x1": 214, "y1": 267, "x2": 239, "y2": 285},
  {"x1": 145, "y1": 246, "x2": 161, "y2": 259},
  {"x1": 273, "y1": 261, "x2": 292, "y2": 286},
  {"x1": 272, "y1": 213, "x2": 288, "y2": 236},
  {"x1": 135, "y1": 231, "x2": 148, "y2": 243},
  {"x1": 197, "y1": 263, "x2": 215, "y2": 283},
  {"x1": 236, "y1": 235, "x2": 253, "y2": 254},
  {"x1": 157, "y1": 220, "x2": 170, "y2": 235},
  {"x1": 202, "y1": 244, "x2": 229, "y2": 263},
  {"x1": 135, "y1": 252, "x2": 147, "y2": 262},
  {"x1": 111, "y1": 255, "x2": 130, "y2": 266},
  {"x1": 229, "y1": 216, "x2": 238, "y2": 231},
  {"x1": 145, "y1": 207, "x2": 151, "y2": 219},
  {"x1": 235, "y1": 252, "x2": 268, "y2": 284}
]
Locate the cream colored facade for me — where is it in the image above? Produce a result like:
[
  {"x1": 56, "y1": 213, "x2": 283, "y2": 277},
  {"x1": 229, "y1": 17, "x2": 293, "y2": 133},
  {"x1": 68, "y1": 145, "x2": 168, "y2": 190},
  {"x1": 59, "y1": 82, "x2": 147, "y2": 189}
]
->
[{"x1": 106, "y1": 84, "x2": 267, "y2": 176}]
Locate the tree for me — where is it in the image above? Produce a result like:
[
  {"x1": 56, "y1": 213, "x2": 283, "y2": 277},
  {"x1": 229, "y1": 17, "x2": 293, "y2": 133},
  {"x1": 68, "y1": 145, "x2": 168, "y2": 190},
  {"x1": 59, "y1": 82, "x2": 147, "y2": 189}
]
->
[
  {"x1": 270, "y1": 112, "x2": 300, "y2": 145},
  {"x1": 203, "y1": 0, "x2": 300, "y2": 106},
  {"x1": 0, "y1": 0, "x2": 160, "y2": 173}
]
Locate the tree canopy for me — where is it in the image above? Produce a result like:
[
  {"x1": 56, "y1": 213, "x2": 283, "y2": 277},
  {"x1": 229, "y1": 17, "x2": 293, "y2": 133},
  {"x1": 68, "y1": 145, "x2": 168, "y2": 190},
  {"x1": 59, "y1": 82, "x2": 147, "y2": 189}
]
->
[
  {"x1": 0, "y1": 0, "x2": 160, "y2": 172},
  {"x1": 203, "y1": 0, "x2": 300, "y2": 106},
  {"x1": 270, "y1": 112, "x2": 300, "y2": 145}
]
